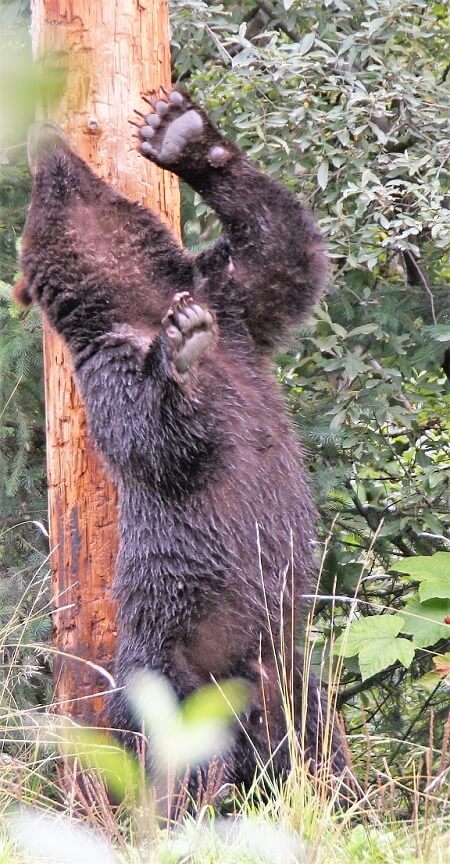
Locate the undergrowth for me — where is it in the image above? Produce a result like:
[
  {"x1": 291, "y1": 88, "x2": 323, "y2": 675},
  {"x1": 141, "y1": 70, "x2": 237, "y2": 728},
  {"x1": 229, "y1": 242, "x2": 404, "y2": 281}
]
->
[{"x1": 0, "y1": 556, "x2": 448, "y2": 864}]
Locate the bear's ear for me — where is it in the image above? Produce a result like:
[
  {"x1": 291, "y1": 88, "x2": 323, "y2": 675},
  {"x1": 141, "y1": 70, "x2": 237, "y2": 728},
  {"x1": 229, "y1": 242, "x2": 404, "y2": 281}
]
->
[
  {"x1": 27, "y1": 122, "x2": 69, "y2": 172},
  {"x1": 12, "y1": 275, "x2": 33, "y2": 306}
]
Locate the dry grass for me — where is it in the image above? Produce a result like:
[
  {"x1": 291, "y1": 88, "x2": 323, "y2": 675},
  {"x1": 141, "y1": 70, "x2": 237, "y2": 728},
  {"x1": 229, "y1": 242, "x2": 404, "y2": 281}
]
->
[{"x1": 0, "y1": 543, "x2": 448, "y2": 863}]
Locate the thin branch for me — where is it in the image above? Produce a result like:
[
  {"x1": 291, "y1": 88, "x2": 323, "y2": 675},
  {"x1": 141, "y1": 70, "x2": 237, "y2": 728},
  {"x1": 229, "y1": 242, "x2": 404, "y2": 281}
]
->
[
  {"x1": 438, "y1": 61, "x2": 450, "y2": 85},
  {"x1": 255, "y1": 0, "x2": 301, "y2": 42},
  {"x1": 345, "y1": 482, "x2": 414, "y2": 557},
  {"x1": 337, "y1": 668, "x2": 405, "y2": 710},
  {"x1": 402, "y1": 249, "x2": 437, "y2": 325},
  {"x1": 390, "y1": 681, "x2": 443, "y2": 761}
]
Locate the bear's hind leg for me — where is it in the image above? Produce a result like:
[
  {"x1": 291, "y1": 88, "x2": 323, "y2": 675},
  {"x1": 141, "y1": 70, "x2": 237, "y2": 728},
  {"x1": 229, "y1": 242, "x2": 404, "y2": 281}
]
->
[{"x1": 227, "y1": 657, "x2": 349, "y2": 792}]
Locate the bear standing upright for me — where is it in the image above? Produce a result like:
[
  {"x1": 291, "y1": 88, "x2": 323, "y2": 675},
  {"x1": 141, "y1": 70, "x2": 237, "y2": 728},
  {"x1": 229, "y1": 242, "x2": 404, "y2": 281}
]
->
[{"x1": 18, "y1": 89, "x2": 346, "y2": 789}]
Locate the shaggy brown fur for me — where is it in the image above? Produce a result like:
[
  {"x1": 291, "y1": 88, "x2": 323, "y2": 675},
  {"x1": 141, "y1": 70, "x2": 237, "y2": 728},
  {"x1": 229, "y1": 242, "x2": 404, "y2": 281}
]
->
[{"x1": 18, "y1": 90, "x2": 346, "y2": 790}]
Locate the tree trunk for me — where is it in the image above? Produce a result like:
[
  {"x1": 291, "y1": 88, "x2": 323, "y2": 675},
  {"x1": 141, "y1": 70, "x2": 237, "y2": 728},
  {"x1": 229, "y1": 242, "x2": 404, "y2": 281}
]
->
[{"x1": 32, "y1": 0, "x2": 180, "y2": 726}]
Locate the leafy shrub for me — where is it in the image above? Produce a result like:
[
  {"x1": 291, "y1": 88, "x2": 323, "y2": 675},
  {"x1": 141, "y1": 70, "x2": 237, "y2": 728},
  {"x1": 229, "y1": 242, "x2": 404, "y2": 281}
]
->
[{"x1": 171, "y1": 0, "x2": 450, "y2": 779}]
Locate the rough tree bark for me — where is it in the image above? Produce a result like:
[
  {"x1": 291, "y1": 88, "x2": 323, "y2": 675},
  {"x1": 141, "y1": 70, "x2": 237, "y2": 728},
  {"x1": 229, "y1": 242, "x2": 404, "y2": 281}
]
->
[{"x1": 32, "y1": 0, "x2": 180, "y2": 726}]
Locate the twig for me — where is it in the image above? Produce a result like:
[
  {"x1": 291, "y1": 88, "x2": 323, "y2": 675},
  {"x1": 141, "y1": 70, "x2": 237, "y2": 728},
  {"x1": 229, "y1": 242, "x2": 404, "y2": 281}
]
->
[
  {"x1": 255, "y1": 0, "x2": 301, "y2": 42},
  {"x1": 390, "y1": 681, "x2": 443, "y2": 762}
]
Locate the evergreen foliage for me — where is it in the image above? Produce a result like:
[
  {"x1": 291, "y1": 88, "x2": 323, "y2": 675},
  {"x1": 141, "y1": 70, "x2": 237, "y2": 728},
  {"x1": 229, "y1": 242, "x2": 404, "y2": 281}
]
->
[{"x1": 0, "y1": 0, "x2": 48, "y2": 711}]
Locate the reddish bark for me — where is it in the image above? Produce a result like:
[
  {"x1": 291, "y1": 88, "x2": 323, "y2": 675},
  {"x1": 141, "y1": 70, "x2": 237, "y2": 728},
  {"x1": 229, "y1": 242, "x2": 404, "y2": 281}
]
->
[{"x1": 33, "y1": 0, "x2": 180, "y2": 724}]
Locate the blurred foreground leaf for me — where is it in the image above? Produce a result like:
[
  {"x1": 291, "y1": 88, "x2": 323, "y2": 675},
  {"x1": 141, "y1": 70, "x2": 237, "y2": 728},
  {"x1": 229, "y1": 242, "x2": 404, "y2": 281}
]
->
[
  {"x1": 60, "y1": 726, "x2": 142, "y2": 801},
  {"x1": 128, "y1": 672, "x2": 249, "y2": 773},
  {"x1": 0, "y1": 41, "x2": 66, "y2": 147},
  {"x1": 9, "y1": 809, "x2": 119, "y2": 864}
]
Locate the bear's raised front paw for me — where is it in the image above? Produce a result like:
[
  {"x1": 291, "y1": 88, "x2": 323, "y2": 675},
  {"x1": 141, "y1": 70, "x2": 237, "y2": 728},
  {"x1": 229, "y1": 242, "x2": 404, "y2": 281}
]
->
[
  {"x1": 133, "y1": 89, "x2": 234, "y2": 170},
  {"x1": 163, "y1": 292, "x2": 217, "y2": 378}
]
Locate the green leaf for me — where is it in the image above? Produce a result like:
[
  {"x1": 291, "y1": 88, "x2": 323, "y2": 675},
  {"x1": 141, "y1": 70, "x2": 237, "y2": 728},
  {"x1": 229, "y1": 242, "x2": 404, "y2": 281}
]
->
[
  {"x1": 347, "y1": 323, "x2": 379, "y2": 337},
  {"x1": 334, "y1": 615, "x2": 404, "y2": 657},
  {"x1": 401, "y1": 598, "x2": 450, "y2": 648},
  {"x1": 329, "y1": 409, "x2": 347, "y2": 430},
  {"x1": 343, "y1": 351, "x2": 370, "y2": 381},
  {"x1": 422, "y1": 513, "x2": 445, "y2": 535},
  {"x1": 299, "y1": 32, "x2": 315, "y2": 56},
  {"x1": 392, "y1": 553, "x2": 450, "y2": 600},
  {"x1": 366, "y1": 16, "x2": 386, "y2": 36},
  {"x1": 391, "y1": 552, "x2": 450, "y2": 580},
  {"x1": 335, "y1": 616, "x2": 415, "y2": 680},
  {"x1": 395, "y1": 637, "x2": 417, "y2": 669},
  {"x1": 419, "y1": 576, "x2": 450, "y2": 602},
  {"x1": 127, "y1": 672, "x2": 249, "y2": 772},
  {"x1": 181, "y1": 679, "x2": 249, "y2": 724},
  {"x1": 423, "y1": 325, "x2": 450, "y2": 343},
  {"x1": 337, "y1": 34, "x2": 355, "y2": 56},
  {"x1": 317, "y1": 159, "x2": 329, "y2": 190},
  {"x1": 330, "y1": 321, "x2": 347, "y2": 337},
  {"x1": 60, "y1": 727, "x2": 142, "y2": 801},
  {"x1": 358, "y1": 636, "x2": 414, "y2": 681}
]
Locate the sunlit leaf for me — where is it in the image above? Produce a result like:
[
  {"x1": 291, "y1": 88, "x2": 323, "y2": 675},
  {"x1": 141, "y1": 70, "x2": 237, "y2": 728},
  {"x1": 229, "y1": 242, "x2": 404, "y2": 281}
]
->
[
  {"x1": 317, "y1": 159, "x2": 329, "y2": 190},
  {"x1": 127, "y1": 672, "x2": 248, "y2": 773},
  {"x1": 358, "y1": 637, "x2": 414, "y2": 681},
  {"x1": 391, "y1": 552, "x2": 450, "y2": 580},
  {"x1": 59, "y1": 726, "x2": 142, "y2": 801},
  {"x1": 392, "y1": 553, "x2": 450, "y2": 601}
]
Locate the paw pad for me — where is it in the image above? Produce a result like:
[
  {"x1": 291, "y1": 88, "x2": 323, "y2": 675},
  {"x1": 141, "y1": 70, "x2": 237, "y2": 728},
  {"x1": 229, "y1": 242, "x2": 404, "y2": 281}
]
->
[
  {"x1": 135, "y1": 90, "x2": 204, "y2": 165},
  {"x1": 133, "y1": 89, "x2": 233, "y2": 171},
  {"x1": 163, "y1": 292, "x2": 216, "y2": 376},
  {"x1": 208, "y1": 145, "x2": 231, "y2": 167}
]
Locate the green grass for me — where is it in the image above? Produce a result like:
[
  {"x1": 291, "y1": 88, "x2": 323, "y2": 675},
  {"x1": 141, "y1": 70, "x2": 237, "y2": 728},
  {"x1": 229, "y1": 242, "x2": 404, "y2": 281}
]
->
[
  {"x1": 0, "y1": 670, "x2": 448, "y2": 863},
  {"x1": 0, "y1": 559, "x2": 448, "y2": 863},
  {"x1": 0, "y1": 778, "x2": 449, "y2": 863}
]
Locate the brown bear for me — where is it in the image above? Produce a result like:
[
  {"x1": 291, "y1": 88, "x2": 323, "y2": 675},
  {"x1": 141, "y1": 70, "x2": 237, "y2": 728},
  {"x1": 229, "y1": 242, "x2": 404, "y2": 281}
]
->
[{"x1": 18, "y1": 89, "x2": 346, "y2": 793}]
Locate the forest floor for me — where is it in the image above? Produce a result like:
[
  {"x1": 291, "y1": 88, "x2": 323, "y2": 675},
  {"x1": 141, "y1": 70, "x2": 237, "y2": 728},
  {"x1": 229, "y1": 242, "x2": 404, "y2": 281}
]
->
[{"x1": 0, "y1": 683, "x2": 448, "y2": 864}]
